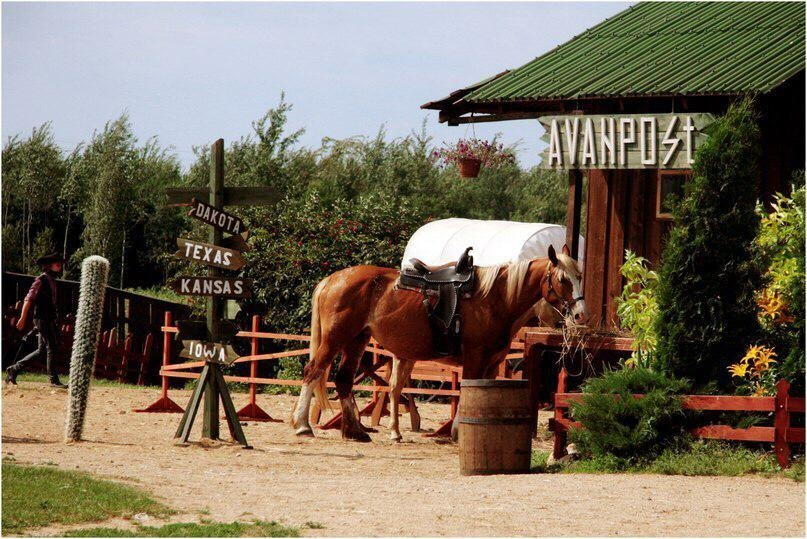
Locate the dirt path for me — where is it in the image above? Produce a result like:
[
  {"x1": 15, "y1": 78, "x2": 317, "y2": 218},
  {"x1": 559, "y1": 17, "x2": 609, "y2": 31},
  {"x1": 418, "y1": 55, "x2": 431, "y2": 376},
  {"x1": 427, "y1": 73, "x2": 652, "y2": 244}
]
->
[{"x1": 2, "y1": 381, "x2": 804, "y2": 537}]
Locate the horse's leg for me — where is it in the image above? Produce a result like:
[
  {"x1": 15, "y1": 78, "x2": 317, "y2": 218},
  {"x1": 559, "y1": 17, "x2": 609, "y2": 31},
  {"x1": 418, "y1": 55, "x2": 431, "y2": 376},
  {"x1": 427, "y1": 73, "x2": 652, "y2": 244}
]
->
[
  {"x1": 335, "y1": 330, "x2": 372, "y2": 442},
  {"x1": 388, "y1": 358, "x2": 415, "y2": 442},
  {"x1": 292, "y1": 341, "x2": 339, "y2": 436}
]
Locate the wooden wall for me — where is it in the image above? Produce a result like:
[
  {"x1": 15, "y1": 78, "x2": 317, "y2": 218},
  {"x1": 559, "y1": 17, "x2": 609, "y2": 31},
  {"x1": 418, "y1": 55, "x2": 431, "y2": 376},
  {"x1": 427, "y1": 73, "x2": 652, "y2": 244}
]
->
[{"x1": 582, "y1": 169, "x2": 673, "y2": 329}]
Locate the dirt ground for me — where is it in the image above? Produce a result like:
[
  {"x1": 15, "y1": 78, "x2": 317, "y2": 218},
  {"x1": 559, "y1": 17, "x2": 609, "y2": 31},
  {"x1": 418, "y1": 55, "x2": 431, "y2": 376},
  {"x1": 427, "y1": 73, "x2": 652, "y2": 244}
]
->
[{"x1": 2, "y1": 381, "x2": 804, "y2": 537}]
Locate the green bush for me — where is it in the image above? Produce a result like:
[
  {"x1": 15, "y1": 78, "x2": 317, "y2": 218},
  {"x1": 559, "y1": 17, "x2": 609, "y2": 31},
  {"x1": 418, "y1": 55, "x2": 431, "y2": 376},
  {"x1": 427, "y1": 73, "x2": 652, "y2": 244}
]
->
[
  {"x1": 244, "y1": 191, "x2": 423, "y2": 332},
  {"x1": 616, "y1": 251, "x2": 659, "y2": 369},
  {"x1": 755, "y1": 177, "x2": 805, "y2": 389},
  {"x1": 568, "y1": 367, "x2": 689, "y2": 460},
  {"x1": 655, "y1": 99, "x2": 763, "y2": 389}
]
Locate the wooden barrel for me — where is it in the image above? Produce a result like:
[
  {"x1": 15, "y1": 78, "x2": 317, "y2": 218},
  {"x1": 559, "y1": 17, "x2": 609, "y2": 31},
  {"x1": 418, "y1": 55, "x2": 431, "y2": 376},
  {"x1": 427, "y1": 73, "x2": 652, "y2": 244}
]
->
[{"x1": 458, "y1": 379, "x2": 532, "y2": 475}]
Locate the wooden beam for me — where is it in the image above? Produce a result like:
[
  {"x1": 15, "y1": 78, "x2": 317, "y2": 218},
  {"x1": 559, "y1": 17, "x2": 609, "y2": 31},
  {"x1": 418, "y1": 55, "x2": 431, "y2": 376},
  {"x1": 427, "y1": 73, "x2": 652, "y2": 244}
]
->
[
  {"x1": 203, "y1": 138, "x2": 225, "y2": 440},
  {"x1": 565, "y1": 169, "x2": 583, "y2": 259},
  {"x1": 450, "y1": 112, "x2": 550, "y2": 124}
]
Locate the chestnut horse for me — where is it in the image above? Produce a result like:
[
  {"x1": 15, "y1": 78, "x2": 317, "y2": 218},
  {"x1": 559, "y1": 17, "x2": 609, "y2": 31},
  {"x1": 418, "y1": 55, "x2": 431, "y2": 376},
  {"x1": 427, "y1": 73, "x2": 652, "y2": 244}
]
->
[{"x1": 291, "y1": 244, "x2": 586, "y2": 442}]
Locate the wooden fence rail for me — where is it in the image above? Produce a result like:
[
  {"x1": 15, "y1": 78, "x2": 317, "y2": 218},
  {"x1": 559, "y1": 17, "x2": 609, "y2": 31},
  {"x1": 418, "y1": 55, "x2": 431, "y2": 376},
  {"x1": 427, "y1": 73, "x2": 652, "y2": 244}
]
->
[
  {"x1": 2, "y1": 271, "x2": 190, "y2": 385},
  {"x1": 138, "y1": 314, "x2": 524, "y2": 436},
  {"x1": 548, "y1": 367, "x2": 806, "y2": 468}
]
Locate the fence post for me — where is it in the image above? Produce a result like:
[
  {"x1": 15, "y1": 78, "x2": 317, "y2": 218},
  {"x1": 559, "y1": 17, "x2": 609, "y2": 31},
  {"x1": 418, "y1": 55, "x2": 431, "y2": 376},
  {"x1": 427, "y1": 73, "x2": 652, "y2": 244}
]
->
[
  {"x1": 134, "y1": 311, "x2": 183, "y2": 413},
  {"x1": 774, "y1": 379, "x2": 792, "y2": 468},
  {"x1": 236, "y1": 315, "x2": 277, "y2": 422},
  {"x1": 552, "y1": 367, "x2": 569, "y2": 460},
  {"x1": 450, "y1": 369, "x2": 459, "y2": 419}
]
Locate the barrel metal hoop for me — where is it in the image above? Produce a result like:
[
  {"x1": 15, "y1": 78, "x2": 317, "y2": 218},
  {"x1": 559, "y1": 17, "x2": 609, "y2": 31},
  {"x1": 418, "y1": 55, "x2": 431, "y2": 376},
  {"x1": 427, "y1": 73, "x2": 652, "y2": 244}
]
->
[
  {"x1": 459, "y1": 416, "x2": 532, "y2": 425},
  {"x1": 461, "y1": 379, "x2": 529, "y2": 388}
]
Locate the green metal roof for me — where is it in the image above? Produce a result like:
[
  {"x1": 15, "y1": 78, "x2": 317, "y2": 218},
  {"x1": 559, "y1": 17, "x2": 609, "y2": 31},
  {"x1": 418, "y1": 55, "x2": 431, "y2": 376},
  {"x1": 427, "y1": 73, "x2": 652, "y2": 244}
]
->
[{"x1": 463, "y1": 1, "x2": 805, "y2": 103}]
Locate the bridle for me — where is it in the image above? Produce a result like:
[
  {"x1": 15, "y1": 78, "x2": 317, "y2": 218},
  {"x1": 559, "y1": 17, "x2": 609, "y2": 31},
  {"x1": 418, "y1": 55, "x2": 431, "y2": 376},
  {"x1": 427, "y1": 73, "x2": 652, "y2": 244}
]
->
[{"x1": 543, "y1": 263, "x2": 584, "y2": 315}]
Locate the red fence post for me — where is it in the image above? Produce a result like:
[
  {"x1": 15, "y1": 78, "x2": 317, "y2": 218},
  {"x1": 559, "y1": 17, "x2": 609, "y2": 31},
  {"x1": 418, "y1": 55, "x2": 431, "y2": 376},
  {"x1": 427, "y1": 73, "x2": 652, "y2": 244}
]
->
[
  {"x1": 134, "y1": 311, "x2": 183, "y2": 413},
  {"x1": 552, "y1": 367, "x2": 569, "y2": 460},
  {"x1": 236, "y1": 315, "x2": 278, "y2": 422},
  {"x1": 774, "y1": 379, "x2": 792, "y2": 468}
]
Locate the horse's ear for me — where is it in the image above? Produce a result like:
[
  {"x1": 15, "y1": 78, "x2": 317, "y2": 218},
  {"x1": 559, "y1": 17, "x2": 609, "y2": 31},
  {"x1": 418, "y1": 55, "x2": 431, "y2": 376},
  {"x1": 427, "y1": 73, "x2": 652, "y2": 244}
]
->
[
  {"x1": 562, "y1": 244, "x2": 571, "y2": 257},
  {"x1": 547, "y1": 245, "x2": 559, "y2": 266}
]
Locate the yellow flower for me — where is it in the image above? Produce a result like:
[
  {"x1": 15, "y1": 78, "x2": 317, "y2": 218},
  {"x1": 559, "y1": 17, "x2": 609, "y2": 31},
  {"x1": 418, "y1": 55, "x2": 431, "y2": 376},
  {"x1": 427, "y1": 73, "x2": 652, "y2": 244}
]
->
[
  {"x1": 754, "y1": 347, "x2": 778, "y2": 372},
  {"x1": 741, "y1": 345, "x2": 763, "y2": 364},
  {"x1": 752, "y1": 385, "x2": 768, "y2": 397},
  {"x1": 727, "y1": 363, "x2": 749, "y2": 378}
]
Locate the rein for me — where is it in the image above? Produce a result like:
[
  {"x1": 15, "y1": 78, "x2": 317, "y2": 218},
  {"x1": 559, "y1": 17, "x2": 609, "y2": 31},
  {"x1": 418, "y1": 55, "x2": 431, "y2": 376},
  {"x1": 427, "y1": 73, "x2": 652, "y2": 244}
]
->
[{"x1": 543, "y1": 263, "x2": 583, "y2": 315}]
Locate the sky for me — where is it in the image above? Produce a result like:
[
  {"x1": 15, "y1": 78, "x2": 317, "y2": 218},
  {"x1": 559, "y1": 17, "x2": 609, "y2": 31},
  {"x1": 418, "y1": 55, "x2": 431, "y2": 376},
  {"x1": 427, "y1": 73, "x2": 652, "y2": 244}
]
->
[{"x1": 2, "y1": 1, "x2": 629, "y2": 170}]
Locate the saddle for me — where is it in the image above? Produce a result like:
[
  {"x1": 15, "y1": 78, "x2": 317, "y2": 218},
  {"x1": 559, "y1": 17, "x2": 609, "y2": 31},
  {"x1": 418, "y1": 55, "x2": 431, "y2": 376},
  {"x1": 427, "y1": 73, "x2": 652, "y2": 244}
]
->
[{"x1": 398, "y1": 247, "x2": 475, "y2": 356}]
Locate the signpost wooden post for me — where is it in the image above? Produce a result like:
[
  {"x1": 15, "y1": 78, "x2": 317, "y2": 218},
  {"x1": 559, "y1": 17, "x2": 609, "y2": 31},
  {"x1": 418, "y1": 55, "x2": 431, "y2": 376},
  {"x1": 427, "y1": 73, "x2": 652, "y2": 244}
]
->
[{"x1": 168, "y1": 138, "x2": 280, "y2": 447}]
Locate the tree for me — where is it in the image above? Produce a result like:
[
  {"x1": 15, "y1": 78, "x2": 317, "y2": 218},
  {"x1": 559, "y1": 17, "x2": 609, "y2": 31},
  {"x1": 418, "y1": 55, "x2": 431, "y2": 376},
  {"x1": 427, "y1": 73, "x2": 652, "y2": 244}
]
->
[
  {"x1": 655, "y1": 99, "x2": 763, "y2": 389},
  {"x1": 70, "y1": 114, "x2": 182, "y2": 288},
  {"x1": 1, "y1": 124, "x2": 66, "y2": 272}
]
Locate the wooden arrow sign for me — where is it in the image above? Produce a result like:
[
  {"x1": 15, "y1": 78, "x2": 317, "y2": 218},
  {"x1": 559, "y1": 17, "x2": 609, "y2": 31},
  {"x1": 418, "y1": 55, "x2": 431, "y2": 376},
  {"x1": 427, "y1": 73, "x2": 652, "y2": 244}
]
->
[
  {"x1": 219, "y1": 233, "x2": 251, "y2": 252},
  {"x1": 188, "y1": 198, "x2": 249, "y2": 239},
  {"x1": 213, "y1": 319, "x2": 242, "y2": 343},
  {"x1": 180, "y1": 340, "x2": 239, "y2": 365},
  {"x1": 176, "y1": 319, "x2": 210, "y2": 341},
  {"x1": 170, "y1": 277, "x2": 252, "y2": 298},
  {"x1": 174, "y1": 238, "x2": 246, "y2": 271}
]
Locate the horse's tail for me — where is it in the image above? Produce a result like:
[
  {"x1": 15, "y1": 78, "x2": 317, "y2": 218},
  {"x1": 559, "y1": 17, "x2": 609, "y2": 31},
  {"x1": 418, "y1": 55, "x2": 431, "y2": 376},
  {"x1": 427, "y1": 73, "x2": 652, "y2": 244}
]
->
[{"x1": 309, "y1": 276, "x2": 333, "y2": 413}]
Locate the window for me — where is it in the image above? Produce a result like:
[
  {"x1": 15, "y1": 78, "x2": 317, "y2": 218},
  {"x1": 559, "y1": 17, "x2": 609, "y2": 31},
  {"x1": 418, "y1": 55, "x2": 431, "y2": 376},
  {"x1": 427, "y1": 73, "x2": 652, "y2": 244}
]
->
[{"x1": 656, "y1": 171, "x2": 690, "y2": 220}]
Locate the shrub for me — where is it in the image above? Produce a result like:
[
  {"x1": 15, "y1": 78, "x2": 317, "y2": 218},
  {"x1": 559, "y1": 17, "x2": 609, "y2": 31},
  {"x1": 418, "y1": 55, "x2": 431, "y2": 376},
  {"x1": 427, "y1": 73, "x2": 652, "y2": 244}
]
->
[
  {"x1": 655, "y1": 99, "x2": 763, "y2": 389},
  {"x1": 754, "y1": 177, "x2": 805, "y2": 389},
  {"x1": 616, "y1": 251, "x2": 659, "y2": 368},
  {"x1": 568, "y1": 367, "x2": 689, "y2": 460},
  {"x1": 244, "y1": 191, "x2": 424, "y2": 332}
]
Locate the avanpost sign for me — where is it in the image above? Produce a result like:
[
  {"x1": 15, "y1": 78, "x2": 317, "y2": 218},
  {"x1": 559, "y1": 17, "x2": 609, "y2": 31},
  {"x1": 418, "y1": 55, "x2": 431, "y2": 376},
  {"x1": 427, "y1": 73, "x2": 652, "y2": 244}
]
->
[{"x1": 539, "y1": 113, "x2": 713, "y2": 170}]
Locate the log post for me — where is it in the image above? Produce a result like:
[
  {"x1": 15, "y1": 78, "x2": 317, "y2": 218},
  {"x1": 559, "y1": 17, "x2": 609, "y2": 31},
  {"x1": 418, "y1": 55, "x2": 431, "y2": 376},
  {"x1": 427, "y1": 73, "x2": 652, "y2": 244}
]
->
[
  {"x1": 552, "y1": 367, "x2": 569, "y2": 460},
  {"x1": 566, "y1": 170, "x2": 583, "y2": 259},
  {"x1": 133, "y1": 311, "x2": 183, "y2": 413},
  {"x1": 774, "y1": 379, "x2": 792, "y2": 468},
  {"x1": 203, "y1": 139, "x2": 225, "y2": 440}
]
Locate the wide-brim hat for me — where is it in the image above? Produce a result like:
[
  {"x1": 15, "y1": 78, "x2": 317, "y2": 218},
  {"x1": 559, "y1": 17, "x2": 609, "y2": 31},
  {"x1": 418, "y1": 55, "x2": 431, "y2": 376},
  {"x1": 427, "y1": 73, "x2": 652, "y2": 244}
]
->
[{"x1": 36, "y1": 252, "x2": 65, "y2": 267}]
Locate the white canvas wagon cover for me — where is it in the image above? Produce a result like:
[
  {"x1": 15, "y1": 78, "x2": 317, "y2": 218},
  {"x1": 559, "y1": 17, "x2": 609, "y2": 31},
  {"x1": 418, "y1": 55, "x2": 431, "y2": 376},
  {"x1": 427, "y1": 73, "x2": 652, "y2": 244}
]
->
[{"x1": 401, "y1": 218, "x2": 584, "y2": 269}]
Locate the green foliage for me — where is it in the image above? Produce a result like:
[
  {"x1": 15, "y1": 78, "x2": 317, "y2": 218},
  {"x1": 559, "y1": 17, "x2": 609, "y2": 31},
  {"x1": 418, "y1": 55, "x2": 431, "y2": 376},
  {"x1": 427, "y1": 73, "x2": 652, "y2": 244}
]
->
[
  {"x1": 616, "y1": 251, "x2": 659, "y2": 368},
  {"x1": 755, "y1": 177, "x2": 805, "y2": 387},
  {"x1": 64, "y1": 520, "x2": 300, "y2": 537},
  {"x1": 3, "y1": 96, "x2": 570, "y2": 315},
  {"x1": 568, "y1": 367, "x2": 689, "y2": 459},
  {"x1": 1, "y1": 123, "x2": 66, "y2": 273},
  {"x1": 1, "y1": 461, "x2": 172, "y2": 533},
  {"x1": 70, "y1": 114, "x2": 184, "y2": 287},
  {"x1": 244, "y1": 192, "x2": 423, "y2": 332},
  {"x1": 532, "y1": 441, "x2": 804, "y2": 481},
  {"x1": 655, "y1": 99, "x2": 763, "y2": 389}
]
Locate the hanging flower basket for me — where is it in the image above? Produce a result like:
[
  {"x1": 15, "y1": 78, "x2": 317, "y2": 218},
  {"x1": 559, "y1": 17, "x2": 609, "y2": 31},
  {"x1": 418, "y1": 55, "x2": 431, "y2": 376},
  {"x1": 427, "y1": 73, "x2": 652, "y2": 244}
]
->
[
  {"x1": 431, "y1": 138, "x2": 516, "y2": 179},
  {"x1": 458, "y1": 157, "x2": 482, "y2": 178}
]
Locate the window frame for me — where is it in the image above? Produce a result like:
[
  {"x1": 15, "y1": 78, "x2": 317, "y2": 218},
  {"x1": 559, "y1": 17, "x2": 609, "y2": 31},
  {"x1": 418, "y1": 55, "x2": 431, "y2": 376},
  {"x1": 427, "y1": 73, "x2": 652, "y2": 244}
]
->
[{"x1": 656, "y1": 170, "x2": 692, "y2": 221}]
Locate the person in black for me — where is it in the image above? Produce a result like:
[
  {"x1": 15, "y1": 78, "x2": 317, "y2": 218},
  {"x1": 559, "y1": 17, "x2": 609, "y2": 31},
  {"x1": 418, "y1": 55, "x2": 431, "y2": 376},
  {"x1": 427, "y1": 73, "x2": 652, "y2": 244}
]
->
[{"x1": 5, "y1": 253, "x2": 68, "y2": 388}]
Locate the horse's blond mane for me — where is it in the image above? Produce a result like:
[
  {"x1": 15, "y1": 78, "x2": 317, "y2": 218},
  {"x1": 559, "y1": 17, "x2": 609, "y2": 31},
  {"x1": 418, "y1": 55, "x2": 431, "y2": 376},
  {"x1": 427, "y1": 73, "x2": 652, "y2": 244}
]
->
[
  {"x1": 476, "y1": 253, "x2": 582, "y2": 304},
  {"x1": 476, "y1": 259, "x2": 533, "y2": 303}
]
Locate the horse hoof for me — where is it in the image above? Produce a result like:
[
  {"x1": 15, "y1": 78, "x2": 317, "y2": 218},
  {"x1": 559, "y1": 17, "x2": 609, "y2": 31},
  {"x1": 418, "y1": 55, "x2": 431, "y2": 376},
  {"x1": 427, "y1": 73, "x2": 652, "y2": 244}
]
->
[
  {"x1": 389, "y1": 433, "x2": 403, "y2": 442},
  {"x1": 295, "y1": 427, "x2": 314, "y2": 437},
  {"x1": 344, "y1": 430, "x2": 372, "y2": 443}
]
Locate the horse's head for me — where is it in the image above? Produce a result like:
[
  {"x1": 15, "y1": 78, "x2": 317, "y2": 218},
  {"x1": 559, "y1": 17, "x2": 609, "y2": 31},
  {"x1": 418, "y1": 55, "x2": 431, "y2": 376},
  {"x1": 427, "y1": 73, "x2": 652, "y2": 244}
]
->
[{"x1": 542, "y1": 244, "x2": 588, "y2": 325}]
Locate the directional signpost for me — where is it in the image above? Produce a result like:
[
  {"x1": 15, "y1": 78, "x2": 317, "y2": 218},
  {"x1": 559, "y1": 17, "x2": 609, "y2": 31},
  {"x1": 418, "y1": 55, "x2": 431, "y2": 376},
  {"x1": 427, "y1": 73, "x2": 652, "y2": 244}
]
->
[
  {"x1": 175, "y1": 238, "x2": 247, "y2": 271},
  {"x1": 169, "y1": 276, "x2": 253, "y2": 298},
  {"x1": 168, "y1": 138, "x2": 279, "y2": 447},
  {"x1": 179, "y1": 340, "x2": 239, "y2": 364}
]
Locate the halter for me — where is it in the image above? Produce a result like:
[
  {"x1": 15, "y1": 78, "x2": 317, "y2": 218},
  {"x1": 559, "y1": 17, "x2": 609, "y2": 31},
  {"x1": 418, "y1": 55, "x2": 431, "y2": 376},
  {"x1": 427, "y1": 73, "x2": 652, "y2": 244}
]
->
[{"x1": 543, "y1": 263, "x2": 584, "y2": 314}]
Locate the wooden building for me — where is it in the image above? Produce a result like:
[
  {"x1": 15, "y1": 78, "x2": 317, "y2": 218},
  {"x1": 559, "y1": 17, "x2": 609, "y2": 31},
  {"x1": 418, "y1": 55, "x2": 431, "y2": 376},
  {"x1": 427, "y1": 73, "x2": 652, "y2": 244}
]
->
[{"x1": 423, "y1": 1, "x2": 805, "y2": 329}]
